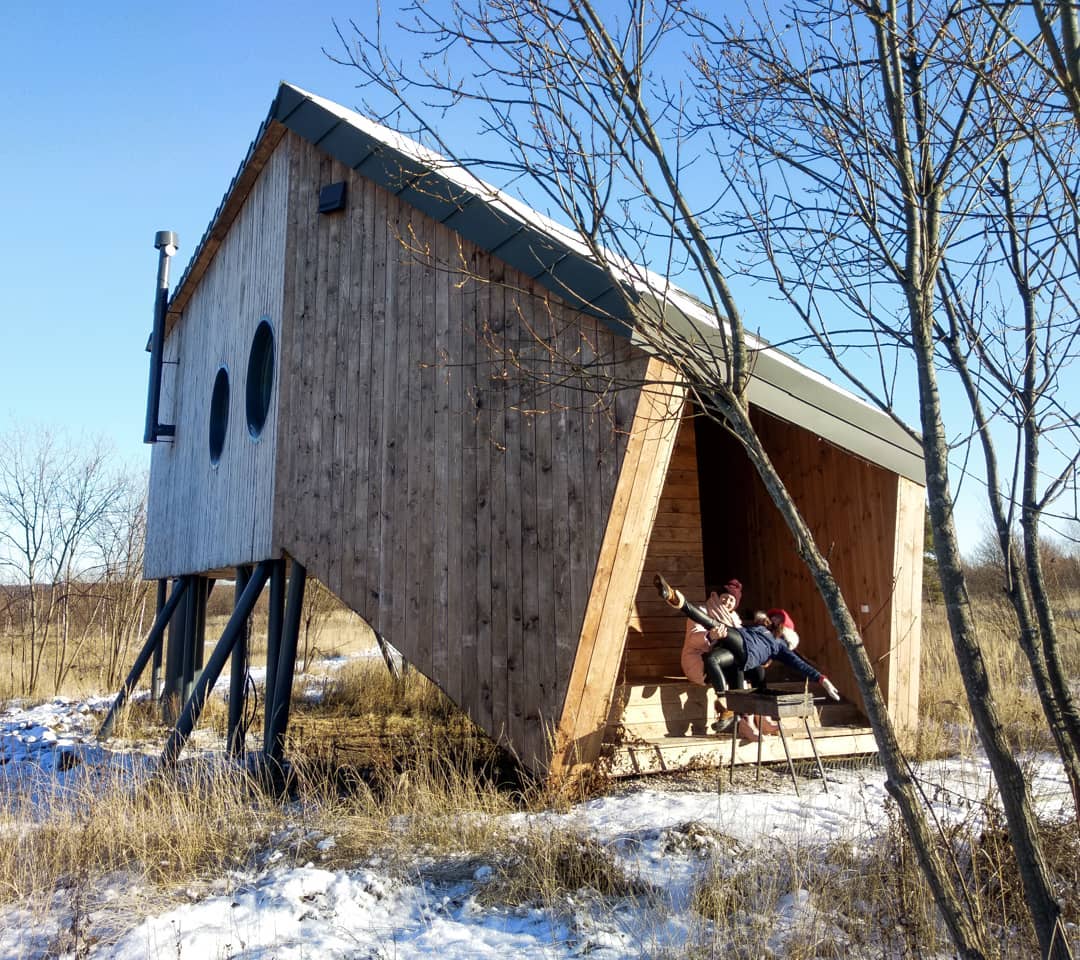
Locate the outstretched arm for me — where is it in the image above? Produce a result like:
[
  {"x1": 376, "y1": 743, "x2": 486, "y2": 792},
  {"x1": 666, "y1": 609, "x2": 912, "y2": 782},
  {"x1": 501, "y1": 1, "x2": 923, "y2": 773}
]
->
[
  {"x1": 654, "y1": 574, "x2": 720, "y2": 630},
  {"x1": 773, "y1": 646, "x2": 841, "y2": 700}
]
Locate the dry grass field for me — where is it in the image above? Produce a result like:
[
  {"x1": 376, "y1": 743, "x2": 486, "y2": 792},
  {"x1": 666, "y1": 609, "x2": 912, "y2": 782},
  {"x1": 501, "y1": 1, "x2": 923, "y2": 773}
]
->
[
  {"x1": 916, "y1": 592, "x2": 1080, "y2": 757},
  {"x1": 0, "y1": 589, "x2": 1077, "y2": 957}
]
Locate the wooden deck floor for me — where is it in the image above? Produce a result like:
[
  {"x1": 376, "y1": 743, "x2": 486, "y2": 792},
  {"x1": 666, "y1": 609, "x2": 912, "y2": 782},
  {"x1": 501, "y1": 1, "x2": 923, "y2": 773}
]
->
[
  {"x1": 603, "y1": 679, "x2": 877, "y2": 777},
  {"x1": 605, "y1": 722, "x2": 877, "y2": 777}
]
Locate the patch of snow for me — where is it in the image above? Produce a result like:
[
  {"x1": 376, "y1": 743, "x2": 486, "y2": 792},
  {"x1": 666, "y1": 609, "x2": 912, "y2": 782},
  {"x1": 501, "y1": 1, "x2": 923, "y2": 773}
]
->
[{"x1": 0, "y1": 691, "x2": 1074, "y2": 959}]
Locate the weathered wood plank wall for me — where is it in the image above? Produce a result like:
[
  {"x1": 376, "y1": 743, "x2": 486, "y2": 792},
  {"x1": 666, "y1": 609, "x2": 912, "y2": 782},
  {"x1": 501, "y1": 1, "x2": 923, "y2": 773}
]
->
[
  {"x1": 552, "y1": 362, "x2": 686, "y2": 776},
  {"x1": 145, "y1": 145, "x2": 288, "y2": 578},
  {"x1": 272, "y1": 133, "x2": 648, "y2": 768}
]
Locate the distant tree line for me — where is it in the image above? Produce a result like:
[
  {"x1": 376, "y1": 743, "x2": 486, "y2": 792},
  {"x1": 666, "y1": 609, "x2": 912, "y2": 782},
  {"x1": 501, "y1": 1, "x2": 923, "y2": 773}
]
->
[
  {"x1": 0, "y1": 423, "x2": 353, "y2": 699},
  {"x1": 962, "y1": 531, "x2": 1080, "y2": 601},
  {"x1": 924, "y1": 511, "x2": 1080, "y2": 606},
  {"x1": 0, "y1": 426, "x2": 150, "y2": 696}
]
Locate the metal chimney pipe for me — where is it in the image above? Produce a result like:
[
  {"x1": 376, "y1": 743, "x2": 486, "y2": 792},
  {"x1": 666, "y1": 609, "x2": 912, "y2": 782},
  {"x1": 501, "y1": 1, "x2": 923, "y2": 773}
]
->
[{"x1": 144, "y1": 230, "x2": 179, "y2": 443}]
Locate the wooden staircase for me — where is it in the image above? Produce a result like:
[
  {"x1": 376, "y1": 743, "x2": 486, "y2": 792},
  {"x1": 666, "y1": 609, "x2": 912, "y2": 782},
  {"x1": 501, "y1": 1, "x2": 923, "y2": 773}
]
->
[{"x1": 602, "y1": 679, "x2": 878, "y2": 777}]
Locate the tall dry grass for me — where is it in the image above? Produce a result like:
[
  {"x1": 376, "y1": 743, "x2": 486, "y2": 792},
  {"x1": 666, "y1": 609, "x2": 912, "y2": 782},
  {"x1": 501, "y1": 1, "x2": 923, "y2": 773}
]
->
[
  {"x1": 0, "y1": 653, "x2": 523, "y2": 899},
  {"x1": 0, "y1": 591, "x2": 1078, "y2": 958},
  {"x1": 917, "y1": 591, "x2": 1080, "y2": 756},
  {"x1": 0, "y1": 762, "x2": 276, "y2": 905},
  {"x1": 685, "y1": 798, "x2": 1079, "y2": 959},
  {"x1": 0, "y1": 723, "x2": 523, "y2": 960}
]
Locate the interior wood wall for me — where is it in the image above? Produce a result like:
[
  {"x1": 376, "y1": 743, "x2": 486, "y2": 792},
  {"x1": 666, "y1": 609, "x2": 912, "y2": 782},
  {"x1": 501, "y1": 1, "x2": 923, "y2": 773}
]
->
[
  {"x1": 145, "y1": 146, "x2": 288, "y2": 578},
  {"x1": 688, "y1": 407, "x2": 922, "y2": 728},
  {"x1": 621, "y1": 413, "x2": 706, "y2": 682},
  {"x1": 272, "y1": 133, "x2": 650, "y2": 768}
]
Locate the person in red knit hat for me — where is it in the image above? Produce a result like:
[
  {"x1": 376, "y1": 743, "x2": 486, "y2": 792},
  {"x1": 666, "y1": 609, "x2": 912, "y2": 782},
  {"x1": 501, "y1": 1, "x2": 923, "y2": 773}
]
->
[
  {"x1": 766, "y1": 608, "x2": 800, "y2": 650},
  {"x1": 714, "y1": 606, "x2": 840, "y2": 741}
]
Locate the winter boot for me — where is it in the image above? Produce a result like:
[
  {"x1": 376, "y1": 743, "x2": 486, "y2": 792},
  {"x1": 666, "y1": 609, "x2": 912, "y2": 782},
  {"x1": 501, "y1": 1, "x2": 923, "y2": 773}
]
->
[
  {"x1": 757, "y1": 715, "x2": 779, "y2": 736},
  {"x1": 737, "y1": 716, "x2": 760, "y2": 742},
  {"x1": 713, "y1": 709, "x2": 736, "y2": 734}
]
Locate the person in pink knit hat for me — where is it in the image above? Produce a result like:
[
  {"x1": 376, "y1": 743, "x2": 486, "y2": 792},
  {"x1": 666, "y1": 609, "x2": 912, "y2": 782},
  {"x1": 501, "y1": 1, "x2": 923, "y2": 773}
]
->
[{"x1": 680, "y1": 578, "x2": 745, "y2": 687}]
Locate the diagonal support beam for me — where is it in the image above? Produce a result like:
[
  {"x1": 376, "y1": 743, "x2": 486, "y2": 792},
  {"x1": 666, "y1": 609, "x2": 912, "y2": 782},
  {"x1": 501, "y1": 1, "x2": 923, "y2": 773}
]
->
[
  {"x1": 98, "y1": 576, "x2": 191, "y2": 740},
  {"x1": 150, "y1": 579, "x2": 167, "y2": 699},
  {"x1": 159, "y1": 560, "x2": 273, "y2": 770},
  {"x1": 227, "y1": 565, "x2": 253, "y2": 757},
  {"x1": 261, "y1": 560, "x2": 287, "y2": 751},
  {"x1": 266, "y1": 560, "x2": 307, "y2": 766}
]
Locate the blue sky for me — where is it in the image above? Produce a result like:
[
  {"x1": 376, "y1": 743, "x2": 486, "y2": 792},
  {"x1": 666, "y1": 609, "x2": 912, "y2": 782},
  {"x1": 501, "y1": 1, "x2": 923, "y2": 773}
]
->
[
  {"x1": 0, "y1": 2, "x2": 365, "y2": 468},
  {"x1": 2, "y1": 2, "x2": 1068, "y2": 555}
]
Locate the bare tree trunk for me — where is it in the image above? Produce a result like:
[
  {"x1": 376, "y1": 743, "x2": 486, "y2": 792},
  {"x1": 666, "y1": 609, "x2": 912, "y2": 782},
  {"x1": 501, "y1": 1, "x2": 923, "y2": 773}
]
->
[
  {"x1": 24, "y1": 584, "x2": 36, "y2": 695},
  {"x1": 336, "y1": 2, "x2": 1068, "y2": 953},
  {"x1": 56, "y1": 579, "x2": 69, "y2": 693},
  {"x1": 1009, "y1": 545, "x2": 1080, "y2": 817},
  {"x1": 940, "y1": 318, "x2": 1080, "y2": 818},
  {"x1": 1023, "y1": 508, "x2": 1080, "y2": 787},
  {"x1": 1020, "y1": 300, "x2": 1080, "y2": 788},
  {"x1": 881, "y1": 2, "x2": 1070, "y2": 947},
  {"x1": 716, "y1": 399, "x2": 988, "y2": 957},
  {"x1": 913, "y1": 319, "x2": 1070, "y2": 959}
]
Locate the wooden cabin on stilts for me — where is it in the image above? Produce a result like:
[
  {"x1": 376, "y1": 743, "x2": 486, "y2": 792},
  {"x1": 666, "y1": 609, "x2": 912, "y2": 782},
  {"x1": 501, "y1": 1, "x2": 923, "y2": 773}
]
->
[{"x1": 102, "y1": 83, "x2": 925, "y2": 783}]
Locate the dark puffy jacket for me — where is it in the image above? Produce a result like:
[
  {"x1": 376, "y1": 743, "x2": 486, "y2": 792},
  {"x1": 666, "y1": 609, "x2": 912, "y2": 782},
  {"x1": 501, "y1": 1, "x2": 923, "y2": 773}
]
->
[{"x1": 738, "y1": 625, "x2": 823, "y2": 682}]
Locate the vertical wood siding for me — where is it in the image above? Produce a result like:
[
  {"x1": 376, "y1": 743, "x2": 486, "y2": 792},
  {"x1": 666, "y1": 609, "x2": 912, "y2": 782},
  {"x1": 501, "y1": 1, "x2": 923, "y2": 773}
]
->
[
  {"x1": 621, "y1": 412, "x2": 706, "y2": 682},
  {"x1": 273, "y1": 134, "x2": 646, "y2": 768},
  {"x1": 552, "y1": 361, "x2": 687, "y2": 776},
  {"x1": 145, "y1": 146, "x2": 288, "y2": 578},
  {"x1": 888, "y1": 476, "x2": 924, "y2": 732}
]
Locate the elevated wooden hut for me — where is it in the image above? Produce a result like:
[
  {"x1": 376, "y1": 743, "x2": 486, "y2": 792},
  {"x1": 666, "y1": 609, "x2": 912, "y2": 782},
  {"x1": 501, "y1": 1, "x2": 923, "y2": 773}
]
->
[{"x1": 132, "y1": 82, "x2": 924, "y2": 778}]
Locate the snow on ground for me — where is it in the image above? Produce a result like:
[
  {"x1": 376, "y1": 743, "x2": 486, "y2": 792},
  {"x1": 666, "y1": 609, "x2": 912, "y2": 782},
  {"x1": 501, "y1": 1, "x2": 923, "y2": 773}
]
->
[{"x1": 0, "y1": 686, "x2": 1074, "y2": 959}]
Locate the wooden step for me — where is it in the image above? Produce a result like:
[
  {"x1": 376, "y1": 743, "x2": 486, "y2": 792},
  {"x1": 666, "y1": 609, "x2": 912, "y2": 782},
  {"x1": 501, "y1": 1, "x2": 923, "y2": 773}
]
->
[
  {"x1": 606, "y1": 726, "x2": 879, "y2": 777},
  {"x1": 606, "y1": 680, "x2": 723, "y2": 740},
  {"x1": 605, "y1": 680, "x2": 864, "y2": 744}
]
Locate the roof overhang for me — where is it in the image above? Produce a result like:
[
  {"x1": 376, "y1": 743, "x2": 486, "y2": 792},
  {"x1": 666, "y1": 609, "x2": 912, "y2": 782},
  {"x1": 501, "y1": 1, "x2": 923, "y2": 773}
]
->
[
  {"x1": 166, "y1": 81, "x2": 925, "y2": 485},
  {"x1": 637, "y1": 289, "x2": 924, "y2": 484}
]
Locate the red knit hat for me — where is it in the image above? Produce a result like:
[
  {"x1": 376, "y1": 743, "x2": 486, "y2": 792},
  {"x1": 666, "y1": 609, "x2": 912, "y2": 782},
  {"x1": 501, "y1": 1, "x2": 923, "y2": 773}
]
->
[
  {"x1": 721, "y1": 579, "x2": 743, "y2": 604},
  {"x1": 767, "y1": 608, "x2": 795, "y2": 631}
]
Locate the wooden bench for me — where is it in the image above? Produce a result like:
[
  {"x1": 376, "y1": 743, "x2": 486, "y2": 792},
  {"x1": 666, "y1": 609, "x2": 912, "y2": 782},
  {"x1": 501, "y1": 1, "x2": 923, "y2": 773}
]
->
[
  {"x1": 724, "y1": 688, "x2": 828, "y2": 794},
  {"x1": 605, "y1": 678, "x2": 726, "y2": 741}
]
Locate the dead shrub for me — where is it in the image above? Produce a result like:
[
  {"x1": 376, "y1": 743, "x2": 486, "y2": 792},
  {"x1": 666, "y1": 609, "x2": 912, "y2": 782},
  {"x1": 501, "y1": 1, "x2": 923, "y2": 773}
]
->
[
  {"x1": 478, "y1": 828, "x2": 652, "y2": 907},
  {"x1": 918, "y1": 595, "x2": 1080, "y2": 753}
]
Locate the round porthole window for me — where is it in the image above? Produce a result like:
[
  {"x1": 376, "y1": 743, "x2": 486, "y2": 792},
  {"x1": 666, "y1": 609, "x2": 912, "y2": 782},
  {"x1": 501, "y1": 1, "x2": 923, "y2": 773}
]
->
[
  {"x1": 246, "y1": 318, "x2": 275, "y2": 438},
  {"x1": 209, "y1": 366, "x2": 230, "y2": 465}
]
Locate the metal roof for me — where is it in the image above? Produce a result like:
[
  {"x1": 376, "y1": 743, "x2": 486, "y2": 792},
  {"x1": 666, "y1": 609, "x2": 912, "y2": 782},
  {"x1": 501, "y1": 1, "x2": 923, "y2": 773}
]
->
[{"x1": 168, "y1": 81, "x2": 925, "y2": 485}]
